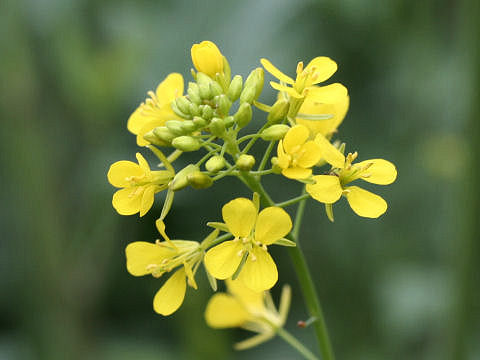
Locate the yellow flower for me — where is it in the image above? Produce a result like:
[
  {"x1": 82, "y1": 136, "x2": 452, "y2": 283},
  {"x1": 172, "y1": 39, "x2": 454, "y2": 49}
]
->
[
  {"x1": 276, "y1": 124, "x2": 322, "y2": 179},
  {"x1": 107, "y1": 153, "x2": 174, "y2": 216},
  {"x1": 205, "y1": 278, "x2": 291, "y2": 350},
  {"x1": 126, "y1": 219, "x2": 202, "y2": 316},
  {"x1": 191, "y1": 41, "x2": 224, "y2": 78},
  {"x1": 306, "y1": 135, "x2": 397, "y2": 218},
  {"x1": 204, "y1": 198, "x2": 292, "y2": 292},
  {"x1": 127, "y1": 73, "x2": 184, "y2": 146}
]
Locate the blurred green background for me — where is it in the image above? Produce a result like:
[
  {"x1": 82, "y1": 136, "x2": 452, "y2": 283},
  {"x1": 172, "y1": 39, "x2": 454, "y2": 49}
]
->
[{"x1": 1, "y1": 0, "x2": 479, "y2": 359}]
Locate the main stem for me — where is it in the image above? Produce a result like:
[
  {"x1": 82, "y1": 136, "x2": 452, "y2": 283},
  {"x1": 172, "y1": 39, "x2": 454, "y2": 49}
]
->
[{"x1": 240, "y1": 173, "x2": 335, "y2": 360}]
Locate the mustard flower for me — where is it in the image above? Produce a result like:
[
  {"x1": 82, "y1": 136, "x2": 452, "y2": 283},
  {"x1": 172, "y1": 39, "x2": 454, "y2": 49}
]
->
[
  {"x1": 306, "y1": 135, "x2": 397, "y2": 218},
  {"x1": 126, "y1": 220, "x2": 203, "y2": 316},
  {"x1": 127, "y1": 73, "x2": 184, "y2": 146},
  {"x1": 276, "y1": 124, "x2": 322, "y2": 179},
  {"x1": 205, "y1": 278, "x2": 291, "y2": 350},
  {"x1": 107, "y1": 153, "x2": 173, "y2": 216},
  {"x1": 191, "y1": 41, "x2": 224, "y2": 78},
  {"x1": 204, "y1": 198, "x2": 292, "y2": 292}
]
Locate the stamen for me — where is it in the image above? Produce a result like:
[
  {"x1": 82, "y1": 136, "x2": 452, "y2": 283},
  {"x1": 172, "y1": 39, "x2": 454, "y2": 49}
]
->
[{"x1": 296, "y1": 61, "x2": 304, "y2": 74}]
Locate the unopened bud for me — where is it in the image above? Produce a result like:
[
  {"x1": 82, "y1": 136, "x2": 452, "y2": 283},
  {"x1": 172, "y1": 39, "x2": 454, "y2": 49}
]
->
[
  {"x1": 244, "y1": 67, "x2": 264, "y2": 100},
  {"x1": 187, "y1": 82, "x2": 202, "y2": 104},
  {"x1": 170, "y1": 164, "x2": 198, "y2": 191},
  {"x1": 223, "y1": 116, "x2": 234, "y2": 128},
  {"x1": 270, "y1": 157, "x2": 282, "y2": 174},
  {"x1": 193, "y1": 116, "x2": 207, "y2": 128},
  {"x1": 236, "y1": 154, "x2": 255, "y2": 171},
  {"x1": 181, "y1": 120, "x2": 196, "y2": 133},
  {"x1": 189, "y1": 102, "x2": 201, "y2": 116},
  {"x1": 153, "y1": 126, "x2": 176, "y2": 144},
  {"x1": 209, "y1": 117, "x2": 226, "y2": 137},
  {"x1": 201, "y1": 105, "x2": 213, "y2": 120},
  {"x1": 239, "y1": 86, "x2": 256, "y2": 104},
  {"x1": 143, "y1": 129, "x2": 170, "y2": 147},
  {"x1": 165, "y1": 120, "x2": 184, "y2": 136},
  {"x1": 198, "y1": 83, "x2": 212, "y2": 99},
  {"x1": 215, "y1": 94, "x2": 232, "y2": 116},
  {"x1": 175, "y1": 96, "x2": 191, "y2": 115},
  {"x1": 210, "y1": 81, "x2": 224, "y2": 97},
  {"x1": 187, "y1": 171, "x2": 213, "y2": 189},
  {"x1": 205, "y1": 155, "x2": 226, "y2": 173},
  {"x1": 171, "y1": 101, "x2": 191, "y2": 119},
  {"x1": 234, "y1": 102, "x2": 252, "y2": 128},
  {"x1": 267, "y1": 98, "x2": 289, "y2": 124},
  {"x1": 227, "y1": 75, "x2": 243, "y2": 101},
  {"x1": 261, "y1": 124, "x2": 290, "y2": 140},
  {"x1": 171, "y1": 136, "x2": 201, "y2": 152}
]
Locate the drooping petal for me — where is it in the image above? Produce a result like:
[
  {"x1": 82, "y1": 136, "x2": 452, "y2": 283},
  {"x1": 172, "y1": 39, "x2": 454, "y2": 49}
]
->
[
  {"x1": 191, "y1": 41, "x2": 224, "y2": 78},
  {"x1": 282, "y1": 167, "x2": 312, "y2": 179},
  {"x1": 139, "y1": 184, "x2": 157, "y2": 217},
  {"x1": 155, "y1": 73, "x2": 184, "y2": 105},
  {"x1": 107, "y1": 161, "x2": 143, "y2": 188},
  {"x1": 305, "y1": 56, "x2": 337, "y2": 84},
  {"x1": 306, "y1": 175, "x2": 343, "y2": 204},
  {"x1": 226, "y1": 278, "x2": 264, "y2": 310},
  {"x1": 355, "y1": 159, "x2": 397, "y2": 185},
  {"x1": 222, "y1": 198, "x2": 257, "y2": 237},
  {"x1": 255, "y1": 207, "x2": 292, "y2": 245},
  {"x1": 153, "y1": 269, "x2": 186, "y2": 316},
  {"x1": 307, "y1": 83, "x2": 348, "y2": 104},
  {"x1": 135, "y1": 153, "x2": 151, "y2": 173},
  {"x1": 125, "y1": 241, "x2": 172, "y2": 276},
  {"x1": 238, "y1": 247, "x2": 278, "y2": 292},
  {"x1": 297, "y1": 141, "x2": 322, "y2": 168},
  {"x1": 314, "y1": 134, "x2": 345, "y2": 168},
  {"x1": 204, "y1": 293, "x2": 249, "y2": 328},
  {"x1": 260, "y1": 58, "x2": 295, "y2": 84},
  {"x1": 204, "y1": 240, "x2": 244, "y2": 280},
  {"x1": 112, "y1": 187, "x2": 143, "y2": 215},
  {"x1": 270, "y1": 82, "x2": 302, "y2": 99},
  {"x1": 345, "y1": 186, "x2": 387, "y2": 218},
  {"x1": 283, "y1": 125, "x2": 310, "y2": 154}
]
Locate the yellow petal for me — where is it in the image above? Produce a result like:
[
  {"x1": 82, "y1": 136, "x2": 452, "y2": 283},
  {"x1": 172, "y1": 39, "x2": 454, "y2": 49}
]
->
[
  {"x1": 297, "y1": 141, "x2": 322, "y2": 168},
  {"x1": 107, "y1": 161, "x2": 143, "y2": 188},
  {"x1": 125, "y1": 241, "x2": 172, "y2": 276},
  {"x1": 204, "y1": 240, "x2": 244, "y2": 280},
  {"x1": 260, "y1": 58, "x2": 295, "y2": 84},
  {"x1": 191, "y1": 41, "x2": 224, "y2": 78},
  {"x1": 306, "y1": 175, "x2": 343, "y2": 204},
  {"x1": 283, "y1": 125, "x2": 309, "y2": 154},
  {"x1": 276, "y1": 141, "x2": 290, "y2": 169},
  {"x1": 282, "y1": 167, "x2": 312, "y2": 179},
  {"x1": 270, "y1": 82, "x2": 303, "y2": 99},
  {"x1": 155, "y1": 73, "x2": 184, "y2": 104},
  {"x1": 255, "y1": 207, "x2": 292, "y2": 245},
  {"x1": 136, "y1": 118, "x2": 170, "y2": 146},
  {"x1": 355, "y1": 159, "x2": 397, "y2": 185},
  {"x1": 305, "y1": 56, "x2": 337, "y2": 84},
  {"x1": 139, "y1": 184, "x2": 157, "y2": 217},
  {"x1": 226, "y1": 278, "x2": 264, "y2": 310},
  {"x1": 205, "y1": 293, "x2": 249, "y2": 328},
  {"x1": 153, "y1": 269, "x2": 186, "y2": 316},
  {"x1": 314, "y1": 134, "x2": 345, "y2": 168},
  {"x1": 345, "y1": 186, "x2": 387, "y2": 218},
  {"x1": 135, "y1": 153, "x2": 151, "y2": 173},
  {"x1": 307, "y1": 83, "x2": 348, "y2": 104},
  {"x1": 112, "y1": 187, "x2": 142, "y2": 215},
  {"x1": 127, "y1": 106, "x2": 146, "y2": 135},
  {"x1": 222, "y1": 198, "x2": 257, "y2": 237},
  {"x1": 238, "y1": 247, "x2": 278, "y2": 292}
]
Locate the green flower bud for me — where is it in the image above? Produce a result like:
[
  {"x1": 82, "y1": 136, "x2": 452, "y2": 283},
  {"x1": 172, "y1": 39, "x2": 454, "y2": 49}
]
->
[
  {"x1": 236, "y1": 154, "x2": 255, "y2": 171},
  {"x1": 153, "y1": 126, "x2": 176, "y2": 144},
  {"x1": 170, "y1": 164, "x2": 198, "y2": 191},
  {"x1": 201, "y1": 105, "x2": 213, "y2": 120},
  {"x1": 215, "y1": 94, "x2": 232, "y2": 116},
  {"x1": 187, "y1": 82, "x2": 202, "y2": 104},
  {"x1": 267, "y1": 98, "x2": 289, "y2": 124},
  {"x1": 193, "y1": 116, "x2": 207, "y2": 128},
  {"x1": 209, "y1": 117, "x2": 226, "y2": 137},
  {"x1": 171, "y1": 136, "x2": 201, "y2": 152},
  {"x1": 165, "y1": 120, "x2": 184, "y2": 136},
  {"x1": 239, "y1": 86, "x2": 256, "y2": 104},
  {"x1": 181, "y1": 120, "x2": 196, "y2": 133},
  {"x1": 210, "y1": 81, "x2": 224, "y2": 97},
  {"x1": 143, "y1": 129, "x2": 170, "y2": 147},
  {"x1": 198, "y1": 83, "x2": 212, "y2": 99},
  {"x1": 196, "y1": 72, "x2": 213, "y2": 87},
  {"x1": 205, "y1": 155, "x2": 226, "y2": 172},
  {"x1": 244, "y1": 67, "x2": 264, "y2": 100},
  {"x1": 223, "y1": 115, "x2": 234, "y2": 128},
  {"x1": 234, "y1": 102, "x2": 252, "y2": 128},
  {"x1": 270, "y1": 157, "x2": 282, "y2": 174},
  {"x1": 189, "y1": 102, "x2": 201, "y2": 117},
  {"x1": 175, "y1": 96, "x2": 191, "y2": 115},
  {"x1": 187, "y1": 171, "x2": 213, "y2": 189},
  {"x1": 261, "y1": 124, "x2": 290, "y2": 141},
  {"x1": 222, "y1": 56, "x2": 231, "y2": 83},
  {"x1": 227, "y1": 75, "x2": 243, "y2": 102},
  {"x1": 171, "y1": 101, "x2": 191, "y2": 119}
]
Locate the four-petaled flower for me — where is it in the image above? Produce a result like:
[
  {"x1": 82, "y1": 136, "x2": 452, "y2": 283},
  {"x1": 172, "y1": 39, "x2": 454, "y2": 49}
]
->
[
  {"x1": 191, "y1": 41, "x2": 224, "y2": 78},
  {"x1": 276, "y1": 124, "x2": 322, "y2": 179},
  {"x1": 204, "y1": 198, "x2": 292, "y2": 292},
  {"x1": 107, "y1": 153, "x2": 174, "y2": 216},
  {"x1": 205, "y1": 278, "x2": 291, "y2": 350},
  {"x1": 127, "y1": 73, "x2": 184, "y2": 146},
  {"x1": 306, "y1": 135, "x2": 397, "y2": 218}
]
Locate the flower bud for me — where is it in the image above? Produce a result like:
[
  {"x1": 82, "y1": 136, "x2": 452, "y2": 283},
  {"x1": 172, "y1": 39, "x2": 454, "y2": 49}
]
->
[
  {"x1": 261, "y1": 124, "x2": 290, "y2": 141},
  {"x1": 193, "y1": 116, "x2": 207, "y2": 128},
  {"x1": 209, "y1": 117, "x2": 226, "y2": 137},
  {"x1": 171, "y1": 101, "x2": 191, "y2": 119},
  {"x1": 210, "y1": 81, "x2": 224, "y2": 97},
  {"x1": 170, "y1": 164, "x2": 198, "y2": 191},
  {"x1": 143, "y1": 129, "x2": 170, "y2": 147},
  {"x1": 175, "y1": 96, "x2": 191, "y2": 115},
  {"x1": 153, "y1": 126, "x2": 176, "y2": 144},
  {"x1": 239, "y1": 86, "x2": 256, "y2": 104},
  {"x1": 205, "y1": 155, "x2": 226, "y2": 173},
  {"x1": 236, "y1": 154, "x2": 255, "y2": 171},
  {"x1": 189, "y1": 102, "x2": 201, "y2": 117},
  {"x1": 187, "y1": 171, "x2": 213, "y2": 189},
  {"x1": 171, "y1": 136, "x2": 201, "y2": 152},
  {"x1": 270, "y1": 157, "x2": 282, "y2": 174},
  {"x1": 215, "y1": 94, "x2": 232, "y2": 116},
  {"x1": 181, "y1": 120, "x2": 196, "y2": 133},
  {"x1": 227, "y1": 75, "x2": 243, "y2": 101},
  {"x1": 165, "y1": 120, "x2": 184, "y2": 136},
  {"x1": 191, "y1": 41, "x2": 223, "y2": 78},
  {"x1": 267, "y1": 98, "x2": 289, "y2": 124},
  {"x1": 187, "y1": 82, "x2": 202, "y2": 104},
  {"x1": 234, "y1": 102, "x2": 252, "y2": 128},
  {"x1": 198, "y1": 83, "x2": 213, "y2": 99},
  {"x1": 201, "y1": 105, "x2": 213, "y2": 120},
  {"x1": 223, "y1": 115, "x2": 234, "y2": 128},
  {"x1": 244, "y1": 67, "x2": 264, "y2": 100}
]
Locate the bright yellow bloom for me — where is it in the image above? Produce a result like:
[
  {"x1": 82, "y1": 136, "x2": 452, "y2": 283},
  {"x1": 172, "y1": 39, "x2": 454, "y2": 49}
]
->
[
  {"x1": 126, "y1": 219, "x2": 202, "y2": 315},
  {"x1": 127, "y1": 73, "x2": 184, "y2": 146},
  {"x1": 205, "y1": 278, "x2": 291, "y2": 350},
  {"x1": 276, "y1": 124, "x2": 322, "y2": 179},
  {"x1": 306, "y1": 135, "x2": 397, "y2": 218},
  {"x1": 191, "y1": 41, "x2": 224, "y2": 78},
  {"x1": 107, "y1": 153, "x2": 174, "y2": 216},
  {"x1": 204, "y1": 198, "x2": 292, "y2": 292}
]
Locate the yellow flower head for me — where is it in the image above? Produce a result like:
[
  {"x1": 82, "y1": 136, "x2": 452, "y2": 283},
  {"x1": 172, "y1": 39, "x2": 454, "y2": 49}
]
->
[
  {"x1": 107, "y1": 153, "x2": 174, "y2": 216},
  {"x1": 306, "y1": 135, "x2": 397, "y2": 218},
  {"x1": 191, "y1": 41, "x2": 224, "y2": 78},
  {"x1": 204, "y1": 198, "x2": 292, "y2": 292},
  {"x1": 205, "y1": 278, "x2": 291, "y2": 350},
  {"x1": 127, "y1": 73, "x2": 184, "y2": 146},
  {"x1": 276, "y1": 124, "x2": 322, "y2": 179},
  {"x1": 125, "y1": 219, "x2": 202, "y2": 315}
]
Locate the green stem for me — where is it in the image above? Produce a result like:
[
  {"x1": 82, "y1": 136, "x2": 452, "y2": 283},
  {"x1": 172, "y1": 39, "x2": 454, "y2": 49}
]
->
[
  {"x1": 258, "y1": 140, "x2": 275, "y2": 172},
  {"x1": 276, "y1": 327, "x2": 319, "y2": 360},
  {"x1": 276, "y1": 193, "x2": 310, "y2": 208},
  {"x1": 241, "y1": 122, "x2": 269, "y2": 154}
]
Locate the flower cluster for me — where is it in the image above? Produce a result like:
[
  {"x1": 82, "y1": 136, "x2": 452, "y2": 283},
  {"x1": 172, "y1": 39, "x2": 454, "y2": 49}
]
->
[{"x1": 107, "y1": 40, "x2": 397, "y2": 356}]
